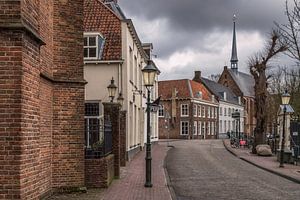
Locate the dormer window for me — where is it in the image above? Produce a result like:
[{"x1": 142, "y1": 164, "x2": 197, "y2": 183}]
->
[
  {"x1": 196, "y1": 91, "x2": 202, "y2": 99},
  {"x1": 84, "y1": 32, "x2": 105, "y2": 60}
]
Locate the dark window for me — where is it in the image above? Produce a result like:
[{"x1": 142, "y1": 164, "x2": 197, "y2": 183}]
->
[{"x1": 85, "y1": 103, "x2": 103, "y2": 148}]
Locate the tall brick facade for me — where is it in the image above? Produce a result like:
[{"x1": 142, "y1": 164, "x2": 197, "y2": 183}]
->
[{"x1": 0, "y1": 0, "x2": 85, "y2": 199}]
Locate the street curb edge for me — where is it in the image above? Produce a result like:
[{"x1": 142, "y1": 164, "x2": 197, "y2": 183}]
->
[
  {"x1": 222, "y1": 139, "x2": 300, "y2": 184},
  {"x1": 163, "y1": 145, "x2": 177, "y2": 200}
]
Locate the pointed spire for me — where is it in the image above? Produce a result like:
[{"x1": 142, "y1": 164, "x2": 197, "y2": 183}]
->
[{"x1": 231, "y1": 14, "x2": 238, "y2": 70}]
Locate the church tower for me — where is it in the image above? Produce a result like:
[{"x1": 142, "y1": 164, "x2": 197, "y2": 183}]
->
[{"x1": 230, "y1": 14, "x2": 238, "y2": 71}]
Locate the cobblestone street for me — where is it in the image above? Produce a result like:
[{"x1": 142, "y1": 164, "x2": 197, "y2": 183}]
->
[{"x1": 166, "y1": 140, "x2": 300, "y2": 200}]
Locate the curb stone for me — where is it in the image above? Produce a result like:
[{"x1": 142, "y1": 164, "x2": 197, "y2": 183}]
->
[
  {"x1": 222, "y1": 139, "x2": 300, "y2": 184},
  {"x1": 163, "y1": 145, "x2": 177, "y2": 200}
]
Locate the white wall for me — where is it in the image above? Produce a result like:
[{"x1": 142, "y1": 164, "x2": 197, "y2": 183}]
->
[
  {"x1": 219, "y1": 101, "x2": 244, "y2": 135},
  {"x1": 84, "y1": 63, "x2": 119, "y2": 102}
]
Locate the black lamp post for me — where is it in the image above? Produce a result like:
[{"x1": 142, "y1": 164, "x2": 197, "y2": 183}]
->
[
  {"x1": 107, "y1": 77, "x2": 117, "y2": 102},
  {"x1": 279, "y1": 90, "x2": 291, "y2": 168},
  {"x1": 142, "y1": 60, "x2": 158, "y2": 188}
]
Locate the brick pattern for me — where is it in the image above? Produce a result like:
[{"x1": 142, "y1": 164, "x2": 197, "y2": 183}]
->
[
  {"x1": 0, "y1": 30, "x2": 23, "y2": 200},
  {"x1": 158, "y1": 79, "x2": 218, "y2": 140},
  {"x1": 218, "y1": 67, "x2": 256, "y2": 135},
  {"x1": 120, "y1": 111, "x2": 127, "y2": 166},
  {"x1": 218, "y1": 68, "x2": 243, "y2": 97},
  {"x1": 159, "y1": 101, "x2": 218, "y2": 140},
  {"x1": 0, "y1": 0, "x2": 85, "y2": 199},
  {"x1": 21, "y1": 0, "x2": 39, "y2": 32},
  {"x1": 51, "y1": 0, "x2": 85, "y2": 190},
  {"x1": 0, "y1": 1, "x2": 21, "y2": 25},
  {"x1": 103, "y1": 103, "x2": 121, "y2": 178},
  {"x1": 85, "y1": 155, "x2": 114, "y2": 188},
  {"x1": 84, "y1": 0, "x2": 122, "y2": 60},
  {"x1": 53, "y1": 0, "x2": 84, "y2": 81}
]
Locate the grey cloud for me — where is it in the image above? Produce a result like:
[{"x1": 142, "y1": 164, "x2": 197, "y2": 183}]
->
[
  {"x1": 120, "y1": 0, "x2": 286, "y2": 33},
  {"x1": 118, "y1": 0, "x2": 291, "y2": 79}
]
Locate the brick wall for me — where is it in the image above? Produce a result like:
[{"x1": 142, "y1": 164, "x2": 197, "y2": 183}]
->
[
  {"x1": 120, "y1": 111, "x2": 127, "y2": 166},
  {"x1": 0, "y1": 0, "x2": 85, "y2": 199},
  {"x1": 51, "y1": 0, "x2": 85, "y2": 190},
  {"x1": 85, "y1": 155, "x2": 114, "y2": 188},
  {"x1": 0, "y1": 0, "x2": 21, "y2": 25},
  {"x1": 0, "y1": 30, "x2": 23, "y2": 200},
  {"x1": 159, "y1": 100, "x2": 218, "y2": 140},
  {"x1": 103, "y1": 103, "x2": 121, "y2": 178},
  {"x1": 218, "y1": 67, "x2": 243, "y2": 97}
]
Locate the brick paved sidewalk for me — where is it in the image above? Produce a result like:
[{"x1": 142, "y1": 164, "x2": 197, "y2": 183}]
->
[
  {"x1": 48, "y1": 143, "x2": 172, "y2": 200},
  {"x1": 101, "y1": 143, "x2": 172, "y2": 200},
  {"x1": 223, "y1": 139, "x2": 300, "y2": 183}
]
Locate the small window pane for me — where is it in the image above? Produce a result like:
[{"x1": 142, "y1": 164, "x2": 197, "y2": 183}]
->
[
  {"x1": 89, "y1": 37, "x2": 96, "y2": 46},
  {"x1": 85, "y1": 103, "x2": 99, "y2": 116},
  {"x1": 84, "y1": 48, "x2": 88, "y2": 58},
  {"x1": 89, "y1": 48, "x2": 97, "y2": 57},
  {"x1": 84, "y1": 37, "x2": 88, "y2": 46}
]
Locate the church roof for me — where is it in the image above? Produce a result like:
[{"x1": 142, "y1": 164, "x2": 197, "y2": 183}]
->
[{"x1": 228, "y1": 69, "x2": 255, "y2": 97}]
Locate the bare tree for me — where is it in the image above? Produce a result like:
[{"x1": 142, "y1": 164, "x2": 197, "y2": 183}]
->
[
  {"x1": 207, "y1": 74, "x2": 221, "y2": 82},
  {"x1": 249, "y1": 31, "x2": 287, "y2": 153},
  {"x1": 275, "y1": 0, "x2": 300, "y2": 63}
]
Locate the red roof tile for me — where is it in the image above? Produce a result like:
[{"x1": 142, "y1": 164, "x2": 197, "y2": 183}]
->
[
  {"x1": 159, "y1": 79, "x2": 190, "y2": 99},
  {"x1": 158, "y1": 79, "x2": 213, "y2": 101},
  {"x1": 84, "y1": 0, "x2": 122, "y2": 60},
  {"x1": 189, "y1": 80, "x2": 211, "y2": 101}
]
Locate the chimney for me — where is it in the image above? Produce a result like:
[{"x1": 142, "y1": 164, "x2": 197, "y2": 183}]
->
[{"x1": 193, "y1": 71, "x2": 201, "y2": 82}]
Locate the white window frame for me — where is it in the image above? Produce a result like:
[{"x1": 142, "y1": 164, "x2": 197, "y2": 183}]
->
[
  {"x1": 158, "y1": 105, "x2": 164, "y2": 117},
  {"x1": 193, "y1": 121, "x2": 197, "y2": 135},
  {"x1": 193, "y1": 104, "x2": 197, "y2": 117},
  {"x1": 84, "y1": 101, "x2": 103, "y2": 149},
  {"x1": 198, "y1": 105, "x2": 201, "y2": 117},
  {"x1": 181, "y1": 104, "x2": 189, "y2": 117},
  {"x1": 208, "y1": 122, "x2": 211, "y2": 135},
  {"x1": 220, "y1": 120, "x2": 222, "y2": 133},
  {"x1": 84, "y1": 32, "x2": 105, "y2": 60},
  {"x1": 198, "y1": 121, "x2": 201, "y2": 135},
  {"x1": 208, "y1": 107, "x2": 210, "y2": 118},
  {"x1": 220, "y1": 107, "x2": 222, "y2": 116},
  {"x1": 215, "y1": 107, "x2": 217, "y2": 119},
  {"x1": 211, "y1": 121, "x2": 214, "y2": 135},
  {"x1": 180, "y1": 121, "x2": 189, "y2": 135},
  {"x1": 202, "y1": 105, "x2": 205, "y2": 117},
  {"x1": 202, "y1": 122, "x2": 205, "y2": 135},
  {"x1": 224, "y1": 107, "x2": 227, "y2": 116}
]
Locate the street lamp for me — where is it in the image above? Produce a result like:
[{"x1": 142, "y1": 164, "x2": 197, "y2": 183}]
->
[
  {"x1": 142, "y1": 60, "x2": 158, "y2": 188},
  {"x1": 107, "y1": 77, "x2": 117, "y2": 102},
  {"x1": 279, "y1": 90, "x2": 291, "y2": 168}
]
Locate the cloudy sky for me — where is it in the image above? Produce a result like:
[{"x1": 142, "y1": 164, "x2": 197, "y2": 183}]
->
[{"x1": 119, "y1": 0, "x2": 290, "y2": 80}]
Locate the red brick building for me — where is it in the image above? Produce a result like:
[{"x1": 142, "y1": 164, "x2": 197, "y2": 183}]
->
[
  {"x1": 158, "y1": 79, "x2": 218, "y2": 140},
  {"x1": 0, "y1": 1, "x2": 85, "y2": 199}
]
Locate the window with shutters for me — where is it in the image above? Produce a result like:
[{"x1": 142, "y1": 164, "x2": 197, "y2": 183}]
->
[{"x1": 84, "y1": 33, "x2": 105, "y2": 60}]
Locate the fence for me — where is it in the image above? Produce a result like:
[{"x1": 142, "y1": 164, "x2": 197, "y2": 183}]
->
[{"x1": 85, "y1": 117, "x2": 113, "y2": 159}]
